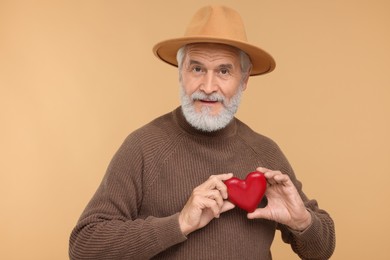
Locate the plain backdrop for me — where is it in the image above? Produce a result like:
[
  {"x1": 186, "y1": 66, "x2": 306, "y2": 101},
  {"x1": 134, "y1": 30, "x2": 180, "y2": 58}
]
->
[{"x1": 1, "y1": 0, "x2": 389, "y2": 259}]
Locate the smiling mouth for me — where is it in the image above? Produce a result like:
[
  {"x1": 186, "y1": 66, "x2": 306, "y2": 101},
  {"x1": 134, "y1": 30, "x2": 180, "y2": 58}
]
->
[
  {"x1": 200, "y1": 100, "x2": 219, "y2": 103},
  {"x1": 196, "y1": 99, "x2": 222, "y2": 107}
]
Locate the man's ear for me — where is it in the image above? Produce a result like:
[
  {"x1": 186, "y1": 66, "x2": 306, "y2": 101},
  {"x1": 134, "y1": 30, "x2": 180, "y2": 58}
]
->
[{"x1": 241, "y1": 70, "x2": 251, "y2": 91}]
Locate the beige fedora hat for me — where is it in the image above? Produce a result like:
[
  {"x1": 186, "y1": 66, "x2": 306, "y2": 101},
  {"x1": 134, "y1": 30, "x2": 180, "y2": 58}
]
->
[{"x1": 153, "y1": 5, "x2": 275, "y2": 76}]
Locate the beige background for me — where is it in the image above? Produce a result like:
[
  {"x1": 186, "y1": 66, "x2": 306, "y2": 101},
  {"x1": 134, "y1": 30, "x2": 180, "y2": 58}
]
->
[{"x1": 1, "y1": 0, "x2": 389, "y2": 259}]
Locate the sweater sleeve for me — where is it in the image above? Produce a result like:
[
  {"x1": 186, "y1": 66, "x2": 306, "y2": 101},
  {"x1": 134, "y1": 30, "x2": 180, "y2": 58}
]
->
[
  {"x1": 274, "y1": 146, "x2": 336, "y2": 260},
  {"x1": 237, "y1": 122, "x2": 336, "y2": 259},
  {"x1": 278, "y1": 201, "x2": 336, "y2": 260},
  {"x1": 69, "y1": 132, "x2": 187, "y2": 260}
]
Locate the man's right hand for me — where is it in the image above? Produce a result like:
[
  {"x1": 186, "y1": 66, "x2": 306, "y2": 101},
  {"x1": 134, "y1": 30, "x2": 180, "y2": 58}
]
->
[{"x1": 178, "y1": 173, "x2": 235, "y2": 235}]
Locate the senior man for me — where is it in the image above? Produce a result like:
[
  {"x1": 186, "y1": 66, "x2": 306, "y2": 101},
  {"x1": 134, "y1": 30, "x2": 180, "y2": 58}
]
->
[{"x1": 69, "y1": 5, "x2": 335, "y2": 259}]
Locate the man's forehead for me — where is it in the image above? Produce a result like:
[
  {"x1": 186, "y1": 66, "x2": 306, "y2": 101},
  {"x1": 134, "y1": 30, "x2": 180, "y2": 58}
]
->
[{"x1": 184, "y1": 43, "x2": 241, "y2": 63}]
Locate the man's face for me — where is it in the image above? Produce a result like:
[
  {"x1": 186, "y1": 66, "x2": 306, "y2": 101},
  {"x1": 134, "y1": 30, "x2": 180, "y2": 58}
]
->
[{"x1": 179, "y1": 43, "x2": 249, "y2": 132}]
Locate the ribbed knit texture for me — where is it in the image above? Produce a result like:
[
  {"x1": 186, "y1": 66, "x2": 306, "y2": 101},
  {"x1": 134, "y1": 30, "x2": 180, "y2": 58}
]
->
[{"x1": 69, "y1": 107, "x2": 335, "y2": 259}]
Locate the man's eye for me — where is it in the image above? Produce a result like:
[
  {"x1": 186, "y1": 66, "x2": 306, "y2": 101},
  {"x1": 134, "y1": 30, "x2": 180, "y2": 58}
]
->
[
  {"x1": 220, "y1": 68, "x2": 230, "y2": 75},
  {"x1": 193, "y1": 66, "x2": 203, "y2": 73}
]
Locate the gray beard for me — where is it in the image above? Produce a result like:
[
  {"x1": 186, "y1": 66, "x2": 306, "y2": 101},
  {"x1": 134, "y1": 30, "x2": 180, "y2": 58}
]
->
[{"x1": 180, "y1": 84, "x2": 243, "y2": 132}]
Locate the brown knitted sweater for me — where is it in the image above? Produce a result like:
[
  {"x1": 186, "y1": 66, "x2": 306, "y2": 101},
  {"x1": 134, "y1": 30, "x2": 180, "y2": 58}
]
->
[{"x1": 69, "y1": 107, "x2": 335, "y2": 259}]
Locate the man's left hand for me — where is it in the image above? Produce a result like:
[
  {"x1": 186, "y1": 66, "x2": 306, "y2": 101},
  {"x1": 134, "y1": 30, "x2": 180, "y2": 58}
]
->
[{"x1": 247, "y1": 167, "x2": 312, "y2": 231}]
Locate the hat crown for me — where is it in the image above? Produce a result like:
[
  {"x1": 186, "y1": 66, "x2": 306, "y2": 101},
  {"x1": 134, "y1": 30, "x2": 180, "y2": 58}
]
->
[{"x1": 184, "y1": 5, "x2": 248, "y2": 42}]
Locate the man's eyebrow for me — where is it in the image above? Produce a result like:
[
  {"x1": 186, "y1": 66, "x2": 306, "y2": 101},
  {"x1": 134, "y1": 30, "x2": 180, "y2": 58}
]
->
[
  {"x1": 218, "y1": 64, "x2": 234, "y2": 69},
  {"x1": 188, "y1": 60, "x2": 203, "y2": 66},
  {"x1": 188, "y1": 60, "x2": 234, "y2": 69}
]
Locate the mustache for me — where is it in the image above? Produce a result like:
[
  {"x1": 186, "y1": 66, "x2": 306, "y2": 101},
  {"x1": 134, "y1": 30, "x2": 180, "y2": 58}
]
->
[{"x1": 191, "y1": 91, "x2": 225, "y2": 102}]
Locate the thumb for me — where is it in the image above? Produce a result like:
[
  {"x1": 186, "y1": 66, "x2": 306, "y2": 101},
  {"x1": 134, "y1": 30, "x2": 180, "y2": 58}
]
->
[
  {"x1": 247, "y1": 208, "x2": 271, "y2": 220},
  {"x1": 221, "y1": 201, "x2": 235, "y2": 213}
]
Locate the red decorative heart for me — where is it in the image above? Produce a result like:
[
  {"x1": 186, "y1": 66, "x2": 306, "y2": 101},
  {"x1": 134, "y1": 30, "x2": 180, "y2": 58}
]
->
[{"x1": 225, "y1": 171, "x2": 267, "y2": 213}]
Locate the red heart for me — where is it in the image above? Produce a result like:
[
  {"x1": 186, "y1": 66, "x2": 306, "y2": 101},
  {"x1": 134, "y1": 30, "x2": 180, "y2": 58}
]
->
[{"x1": 225, "y1": 171, "x2": 267, "y2": 213}]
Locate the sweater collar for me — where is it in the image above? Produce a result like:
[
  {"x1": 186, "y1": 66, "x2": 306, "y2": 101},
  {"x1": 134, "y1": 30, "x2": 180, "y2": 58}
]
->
[{"x1": 172, "y1": 106, "x2": 237, "y2": 138}]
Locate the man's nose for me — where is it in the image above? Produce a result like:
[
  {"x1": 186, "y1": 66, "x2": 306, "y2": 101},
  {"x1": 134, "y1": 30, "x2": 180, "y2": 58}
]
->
[{"x1": 200, "y1": 72, "x2": 218, "y2": 94}]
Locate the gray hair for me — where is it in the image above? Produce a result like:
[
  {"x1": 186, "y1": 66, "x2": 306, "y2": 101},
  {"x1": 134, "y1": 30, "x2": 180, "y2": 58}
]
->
[{"x1": 176, "y1": 44, "x2": 252, "y2": 80}]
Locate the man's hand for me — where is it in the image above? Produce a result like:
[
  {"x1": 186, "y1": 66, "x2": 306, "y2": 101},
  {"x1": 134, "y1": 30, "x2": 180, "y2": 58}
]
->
[
  {"x1": 179, "y1": 173, "x2": 235, "y2": 236},
  {"x1": 247, "y1": 167, "x2": 312, "y2": 231}
]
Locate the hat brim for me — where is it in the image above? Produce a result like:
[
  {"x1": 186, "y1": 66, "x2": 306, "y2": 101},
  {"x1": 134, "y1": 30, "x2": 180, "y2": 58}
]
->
[{"x1": 153, "y1": 36, "x2": 275, "y2": 76}]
